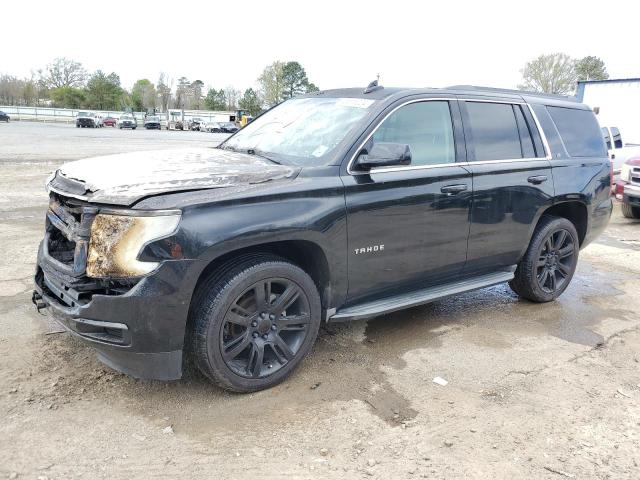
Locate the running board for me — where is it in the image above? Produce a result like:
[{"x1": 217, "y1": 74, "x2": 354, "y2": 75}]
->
[{"x1": 329, "y1": 269, "x2": 515, "y2": 322}]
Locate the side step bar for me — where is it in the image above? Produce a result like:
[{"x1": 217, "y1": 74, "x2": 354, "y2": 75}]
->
[{"x1": 329, "y1": 269, "x2": 515, "y2": 322}]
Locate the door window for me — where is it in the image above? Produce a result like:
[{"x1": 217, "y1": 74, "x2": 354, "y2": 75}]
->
[
  {"x1": 466, "y1": 102, "x2": 524, "y2": 161},
  {"x1": 372, "y1": 101, "x2": 455, "y2": 166}
]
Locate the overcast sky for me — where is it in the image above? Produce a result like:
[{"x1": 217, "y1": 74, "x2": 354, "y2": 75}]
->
[{"x1": 1, "y1": 0, "x2": 637, "y2": 93}]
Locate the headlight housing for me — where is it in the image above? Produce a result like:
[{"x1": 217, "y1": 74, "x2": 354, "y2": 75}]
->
[{"x1": 86, "y1": 211, "x2": 181, "y2": 278}]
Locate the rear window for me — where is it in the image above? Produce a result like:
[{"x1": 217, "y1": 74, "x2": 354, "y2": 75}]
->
[{"x1": 547, "y1": 106, "x2": 606, "y2": 157}]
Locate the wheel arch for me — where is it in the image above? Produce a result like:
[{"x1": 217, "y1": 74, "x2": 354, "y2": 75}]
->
[
  {"x1": 189, "y1": 239, "x2": 333, "y2": 313},
  {"x1": 540, "y1": 201, "x2": 588, "y2": 246}
]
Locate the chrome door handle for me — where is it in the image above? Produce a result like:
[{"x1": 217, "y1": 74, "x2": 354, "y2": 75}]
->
[
  {"x1": 440, "y1": 184, "x2": 468, "y2": 195},
  {"x1": 527, "y1": 175, "x2": 548, "y2": 185}
]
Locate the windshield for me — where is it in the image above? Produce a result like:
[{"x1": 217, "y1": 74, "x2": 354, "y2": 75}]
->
[
  {"x1": 222, "y1": 97, "x2": 375, "y2": 165},
  {"x1": 223, "y1": 122, "x2": 236, "y2": 127},
  {"x1": 78, "y1": 112, "x2": 90, "y2": 117},
  {"x1": 147, "y1": 116, "x2": 159, "y2": 121}
]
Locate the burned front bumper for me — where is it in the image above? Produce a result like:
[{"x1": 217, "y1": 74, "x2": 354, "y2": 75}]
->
[{"x1": 34, "y1": 249, "x2": 195, "y2": 380}]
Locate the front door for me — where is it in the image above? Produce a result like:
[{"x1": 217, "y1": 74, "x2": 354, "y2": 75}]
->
[{"x1": 342, "y1": 99, "x2": 472, "y2": 305}]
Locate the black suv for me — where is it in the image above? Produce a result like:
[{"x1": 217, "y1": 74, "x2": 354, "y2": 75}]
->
[{"x1": 33, "y1": 84, "x2": 612, "y2": 392}]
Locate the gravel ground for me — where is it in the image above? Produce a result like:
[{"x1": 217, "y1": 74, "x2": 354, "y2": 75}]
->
[{"x1": 1, "y1": 122, "x2": 639, "y2": 479}]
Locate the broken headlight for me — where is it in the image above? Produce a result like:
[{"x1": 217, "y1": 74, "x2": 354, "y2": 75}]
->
[{"x1": 86, "y1": 211, "x2": 181, "y2": 278}]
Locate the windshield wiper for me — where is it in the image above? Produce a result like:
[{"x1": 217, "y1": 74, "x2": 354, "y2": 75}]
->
[{"x1": 246, "y1": 148, "x2": 282, "y2": 165}]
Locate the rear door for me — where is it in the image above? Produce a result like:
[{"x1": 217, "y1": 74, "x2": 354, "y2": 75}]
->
[
  {"x1": 342, "y1": 98, "x2": 472, "y2": 305},
  {"x1": 460, "y1": 98, "x2": 554, "y2": 275}
]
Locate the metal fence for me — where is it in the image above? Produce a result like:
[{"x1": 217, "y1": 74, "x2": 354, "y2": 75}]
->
[{"x1": 0, "y1": 106, "x2": 236, "y2": 124}]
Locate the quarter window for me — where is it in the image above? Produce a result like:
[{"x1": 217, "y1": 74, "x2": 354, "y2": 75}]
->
[
  {"x1": 466, "y1": 102, "x2": 524, "y2": 161},
  {"x1": 372, "y1": 101, "x2": 455, "y2": 166},
  {"x1": 547, "y1": 106, "x2": 607, "y2": 157}
]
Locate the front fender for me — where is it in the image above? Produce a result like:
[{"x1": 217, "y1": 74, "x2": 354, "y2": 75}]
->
[{"x1": 169, "y1": 187, "x2": 348, "y2": 313}]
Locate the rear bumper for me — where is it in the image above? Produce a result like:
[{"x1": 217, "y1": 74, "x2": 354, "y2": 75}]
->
[{"x1": 34, "y1": 242, "x2": 197, "y2": 380}]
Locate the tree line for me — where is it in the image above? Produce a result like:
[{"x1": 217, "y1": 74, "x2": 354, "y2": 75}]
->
[
  {"x1": 519, "y1": 54, "x2": 609, "y2": 95},
  {"x1": 0, "y1": 58, "x2": 319, "y2": 116},
  {"x1": 0, "y1": 54, "x2": 610, "y2": 113}
]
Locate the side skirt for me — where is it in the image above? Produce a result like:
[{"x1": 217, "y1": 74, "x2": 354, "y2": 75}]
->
[{"x1": 329, "y1": 268, "x2": 516, "y2": 322}]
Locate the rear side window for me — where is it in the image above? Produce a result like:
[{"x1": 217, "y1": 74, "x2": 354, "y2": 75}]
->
[
  {"x1": 601, "y1": 127, "x2": 612, "y2": 150},
  {"x1": 465, "y1": 102, "x2": 524, "y2": 161},
  {"x1": 372, "y1": 101, "x2": 455, "y2": 166},
  {"x1": 547, "y1": 106, "x2": 607, "y2": 157},
  {"x1": 611, "y1": 127, "x2": 622, "y2": 149}
]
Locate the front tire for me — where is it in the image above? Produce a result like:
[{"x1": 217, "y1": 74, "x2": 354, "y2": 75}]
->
[
  {"x1": 509, "y1": 215, "x2": 579, "y2": 302},
  {"x1": 621, "y1": 202, "x2": 640, "y2": 219},
  {"x1": 191, "y1": 255, "x2": 321, "y2": 392}
]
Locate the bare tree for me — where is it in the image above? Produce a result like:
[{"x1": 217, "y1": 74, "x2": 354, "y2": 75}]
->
[
  {"x1": 191, "y1": 80, "x2": 205, "y2": 109},
  {"x1": 45, "y1": 57, "x2": 87, "y2": 89},
  {"x1": 157, "y1": 73, "x2": 173, "y2": 111},
  {"x1": 519, "y1": 53, "x2": 577, "y2": 95},
  {"x1": 224, "y1": 86, "x2": 240, "y2": 110},
  {"x1": 257, "y1": 61, "x2": 285, "y2": 107}
]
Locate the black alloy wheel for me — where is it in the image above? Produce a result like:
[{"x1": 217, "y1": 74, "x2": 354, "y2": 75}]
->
[
  {"x1": 510, "y1": 215, "x2": 579, "y2": 302},
  {"x1": 191, "y1": 255, "x2": 321, "y2": 392},
  {"x1": 220, "y1": 278, "x2": 311, "y2": 378},
  {"x1": 536, "y1": 228, "x2": 575, "y2": 294}
]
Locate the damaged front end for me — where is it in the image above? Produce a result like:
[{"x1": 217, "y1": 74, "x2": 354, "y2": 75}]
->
[
  {"x1": 36, "y1": 194, "x2": 142, "y2": 311},
  {"x1": 33, "y1": 193, "x2": 189, "y2": 380}
]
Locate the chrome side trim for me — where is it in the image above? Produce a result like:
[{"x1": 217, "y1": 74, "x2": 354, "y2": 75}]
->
[{"x1": 347, "y1": 97, "x2": 553, "y2": 176}]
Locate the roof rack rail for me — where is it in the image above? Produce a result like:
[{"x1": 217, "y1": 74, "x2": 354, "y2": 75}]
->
[{"x1": 447, "y1": 85, "x2": 577, "y2": 101}]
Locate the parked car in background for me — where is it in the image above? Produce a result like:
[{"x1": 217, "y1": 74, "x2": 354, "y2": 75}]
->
[
  {"x1": 602, "y1": 126, "x2": 640, "y2": 175},
  {"x1": 76, "y1": 112, "x2": 101, "y2": 128},
  {"x1": 144, "y1": 116, "x2": 161, "y2": 130},
  {"x1": 103, "y1": 117, "x2": 117, "y2": 127},
  {"x1": 614, "y1": 157, "x2": 640, "y2": 219},
  {"x1": 33, "y1": 84, "x2": 612, "y2": 392},
  {"x1": 218, "y1": 121, "x2": 239, "y2": 133},
  {"x1": 199, "y1": 120, "x2": 219, "y2": 133},
  {"x1": 188, "y1": 118, "x2": 204, "y2": 131},
  {"x1": 118, "y1": 115, "x2": 137, "y2": 130},
  {"x1": 0, "y1": 111, "x2": 10, "y2": 122}
]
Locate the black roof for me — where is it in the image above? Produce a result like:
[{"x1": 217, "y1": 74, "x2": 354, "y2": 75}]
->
[{"x1": 309, "y1": 84, "x2": 581, "y2": 108}]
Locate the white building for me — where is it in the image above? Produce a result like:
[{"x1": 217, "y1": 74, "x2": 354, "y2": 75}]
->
[{"x1": 577, "y1": 78, "x2": 640, "y2": 144}]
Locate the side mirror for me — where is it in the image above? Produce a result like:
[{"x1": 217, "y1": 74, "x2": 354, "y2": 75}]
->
[{"x1": 356, "y1": 142, "x2": 412, "y2": 170}]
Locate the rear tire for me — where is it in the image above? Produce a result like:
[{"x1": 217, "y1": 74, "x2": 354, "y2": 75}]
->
[
  {"x1": 191, "y1": 255, "x2": 321, "y2": 392},
  {"x1": 621, "y1": 202, "x2": 640, "y2": 219},
  {"x1": 509, "y1": 215, "x2": 579, "y2": 302}
]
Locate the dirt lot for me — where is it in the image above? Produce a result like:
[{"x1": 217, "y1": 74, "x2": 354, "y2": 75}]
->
[{"x1": 1, "y1": 122, "x2": 639, "y2": 479}]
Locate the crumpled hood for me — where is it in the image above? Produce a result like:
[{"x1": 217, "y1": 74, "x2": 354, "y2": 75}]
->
[{"x1": 48, "y1": 147, "x2": 299, "y2": 206}]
